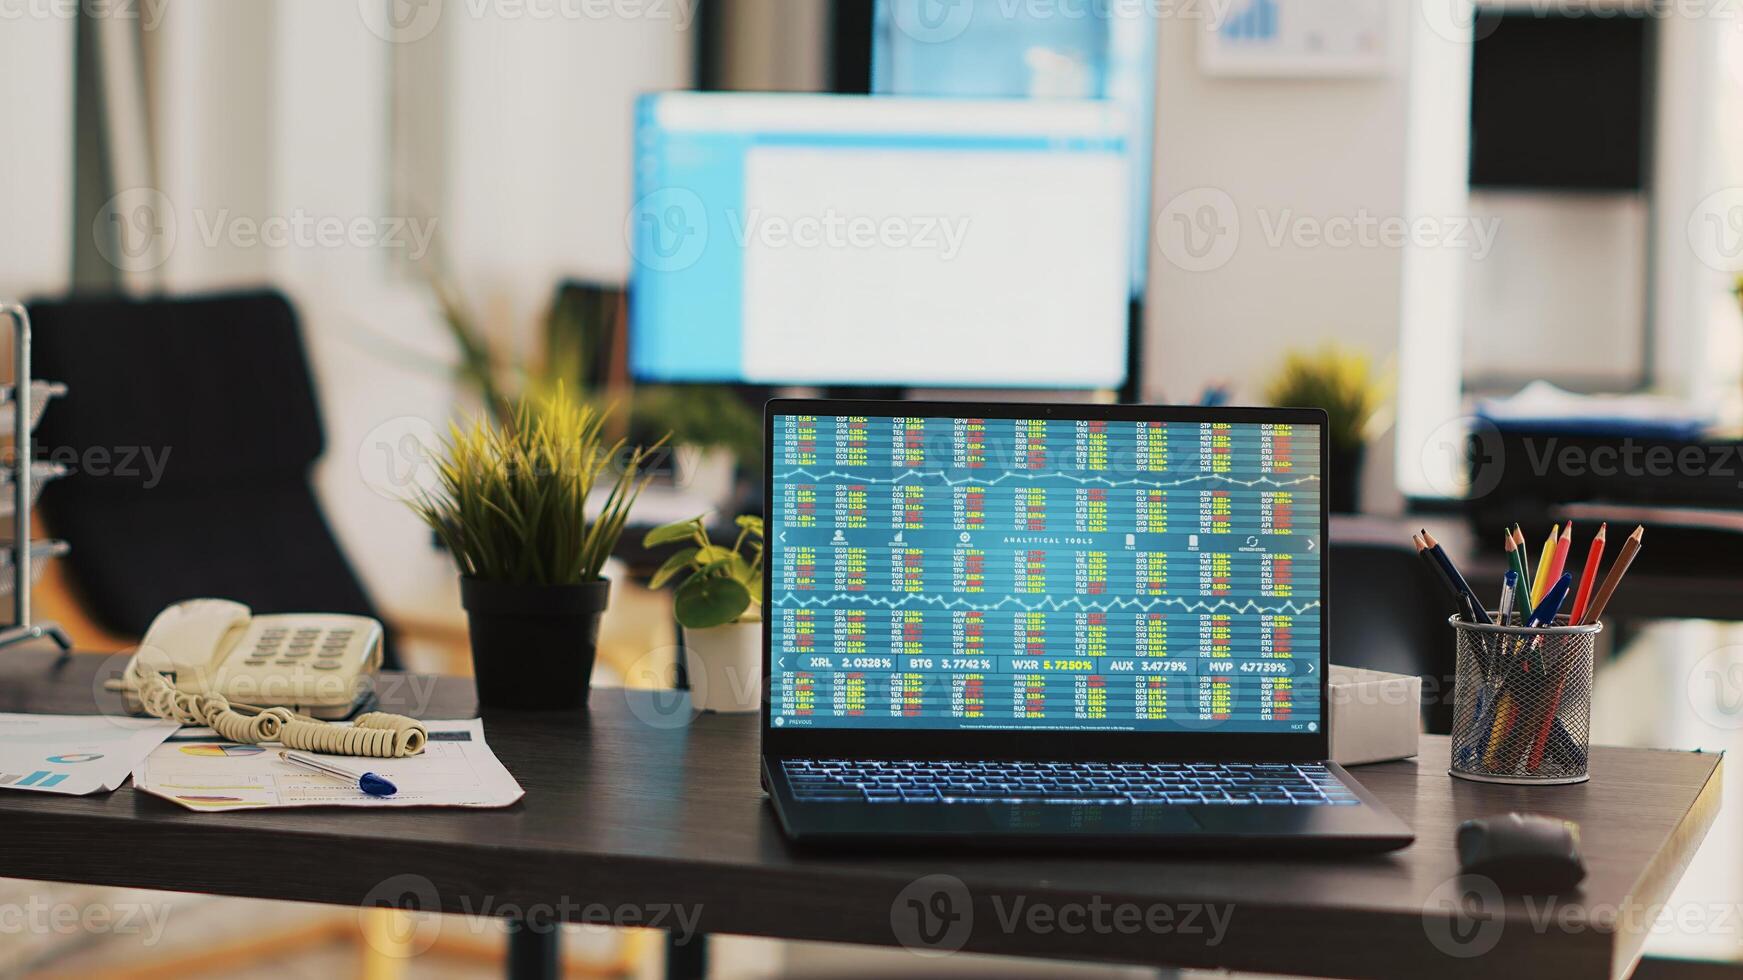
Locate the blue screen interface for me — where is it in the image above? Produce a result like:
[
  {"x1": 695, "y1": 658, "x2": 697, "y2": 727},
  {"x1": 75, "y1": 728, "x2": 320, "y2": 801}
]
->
[{"x1": 768, "y1": 412, "x2": 1324, "y2": 733}]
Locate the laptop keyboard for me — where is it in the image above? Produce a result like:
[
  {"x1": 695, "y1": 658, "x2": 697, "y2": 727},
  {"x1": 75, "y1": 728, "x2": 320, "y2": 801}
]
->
[{"x1": 782, "y1": 760, "x2": 1362, "y2": 806}]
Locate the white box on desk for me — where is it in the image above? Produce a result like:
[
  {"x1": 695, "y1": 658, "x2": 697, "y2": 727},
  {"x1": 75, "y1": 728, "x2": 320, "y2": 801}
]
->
[{"x1": 1329, "y1": 665, "x2": 1421, "y2": 766}]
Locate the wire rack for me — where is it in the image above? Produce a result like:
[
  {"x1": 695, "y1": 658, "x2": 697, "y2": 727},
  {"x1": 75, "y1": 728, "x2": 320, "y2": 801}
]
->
[
  {"x1": 1449, "y1": 613, "x2": 1599, "y2": 785},
  {"x1": 0, "y1": 303, "x2": 71, "y2": 651}
]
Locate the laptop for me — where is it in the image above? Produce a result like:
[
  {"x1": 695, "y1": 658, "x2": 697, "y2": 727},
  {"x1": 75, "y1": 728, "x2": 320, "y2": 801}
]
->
[{"x1": 758, "y1": 400, "x2": 1414, "y2": 851}]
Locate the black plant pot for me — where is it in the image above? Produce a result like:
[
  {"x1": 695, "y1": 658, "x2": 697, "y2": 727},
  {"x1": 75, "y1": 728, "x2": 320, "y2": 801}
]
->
[
  {"x1": 460, "y1": 577, "x2": 611, "y2": 710},
  {"x1": 1328, "y1": 444, "x2": 1366, "y2": 515}
]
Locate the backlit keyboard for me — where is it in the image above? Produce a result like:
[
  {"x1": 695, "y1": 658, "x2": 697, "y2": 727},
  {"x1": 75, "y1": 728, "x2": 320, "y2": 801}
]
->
[{"x1": 782, "y1": 759, "x2": 1361, "y2": 806}]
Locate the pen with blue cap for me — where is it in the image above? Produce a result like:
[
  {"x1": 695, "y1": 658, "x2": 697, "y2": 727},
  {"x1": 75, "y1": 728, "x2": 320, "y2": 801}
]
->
[{"x1": 278, "y1": 750, "x2": 397, "y2": 796}]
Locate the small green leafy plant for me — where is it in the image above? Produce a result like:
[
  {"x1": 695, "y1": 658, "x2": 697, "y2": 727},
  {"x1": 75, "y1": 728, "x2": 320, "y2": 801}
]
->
[
  {"x1": 412, "y1": 385, "x2": 666, "y2": 585},
  {"x1": 643, "y1": 515, "x2": 764, "y2": 628},
  {"x1": 1263, "y1": 344, "x2": 1389, "y2": 453}
]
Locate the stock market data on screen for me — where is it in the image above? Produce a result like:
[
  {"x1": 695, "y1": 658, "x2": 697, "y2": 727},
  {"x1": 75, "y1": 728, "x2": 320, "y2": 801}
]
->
[{"x1": 767, "y1": 413, "x2": 1323, "y2": 734}]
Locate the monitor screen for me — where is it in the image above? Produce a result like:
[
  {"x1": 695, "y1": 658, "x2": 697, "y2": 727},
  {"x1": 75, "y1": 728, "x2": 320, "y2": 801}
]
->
[
  {"x1": 767, "y1": 408, "x2": 1324, "y2": 734},
  {"x1": 629, "y1": 93, "x2": 1131, "y2": 389},
  {"x1": 870, "y1": 0, "x2": 1157, "y2": 297}
]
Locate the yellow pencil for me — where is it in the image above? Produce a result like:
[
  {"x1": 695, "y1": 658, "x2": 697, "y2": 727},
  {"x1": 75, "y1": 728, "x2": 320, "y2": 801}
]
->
[{"x1": 1530, "y1": 524, "x2": 1559, "y2": 605}]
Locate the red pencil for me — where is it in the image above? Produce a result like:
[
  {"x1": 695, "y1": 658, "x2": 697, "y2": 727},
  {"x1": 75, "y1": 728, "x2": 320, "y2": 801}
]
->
[
  {"x1": 1529, "y1": 522, "x2": 1607, "y2": 769},
  {"x1": 1569, "y1": 523, "x2": 1607, "y2": 625}
]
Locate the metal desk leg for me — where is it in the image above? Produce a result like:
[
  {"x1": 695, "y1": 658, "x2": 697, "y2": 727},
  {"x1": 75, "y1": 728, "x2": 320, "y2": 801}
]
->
[
  {"x1": 506, "y1": 917, "x2": 559, "y2": 980},
  {"x1": 666, "y1": 929, "x2": 707, "y2": 980}
]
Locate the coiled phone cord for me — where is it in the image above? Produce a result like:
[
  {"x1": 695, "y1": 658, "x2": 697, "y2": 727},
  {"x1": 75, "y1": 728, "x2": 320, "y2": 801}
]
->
[{"x1": 127, "y1": 662, "x2": 427, "y2": 758}]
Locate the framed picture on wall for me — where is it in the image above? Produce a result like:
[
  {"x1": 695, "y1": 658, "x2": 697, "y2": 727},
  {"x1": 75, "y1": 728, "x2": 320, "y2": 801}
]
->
[{"x1": 1200, "y1": 0, "x2": 1393, "y2": 78}]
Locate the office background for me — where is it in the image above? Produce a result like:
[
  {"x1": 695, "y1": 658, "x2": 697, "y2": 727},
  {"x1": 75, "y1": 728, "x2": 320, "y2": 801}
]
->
[{"x1": 4, "y1": 0, "x2": 1743, "y2": 977}]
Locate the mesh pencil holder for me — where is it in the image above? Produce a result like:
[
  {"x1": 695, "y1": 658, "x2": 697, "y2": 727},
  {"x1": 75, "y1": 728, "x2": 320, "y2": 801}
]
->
[{"x1": 1448, "y1": 614, "x2": 1601, "y2": 785}]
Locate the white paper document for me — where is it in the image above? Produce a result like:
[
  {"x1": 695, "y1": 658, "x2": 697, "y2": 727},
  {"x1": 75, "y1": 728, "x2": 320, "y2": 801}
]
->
[
  {"x1": 0, "y1": 713, "x2": 181, "y2": 795},
  {"x1": 134, "y1": 719, "x2": 524, "y2": 811}
]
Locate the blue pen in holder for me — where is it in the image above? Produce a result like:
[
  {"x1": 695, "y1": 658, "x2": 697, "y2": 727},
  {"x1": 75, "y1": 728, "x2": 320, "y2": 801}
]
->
[{"x1": 1449, "y1": 613, "x2": 1601, "y2": 785}]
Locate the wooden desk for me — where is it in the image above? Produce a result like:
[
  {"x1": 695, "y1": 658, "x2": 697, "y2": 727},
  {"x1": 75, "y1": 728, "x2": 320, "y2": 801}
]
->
[{"x1": 0, "y1": 650, "x2": 1721, "y2": 980}]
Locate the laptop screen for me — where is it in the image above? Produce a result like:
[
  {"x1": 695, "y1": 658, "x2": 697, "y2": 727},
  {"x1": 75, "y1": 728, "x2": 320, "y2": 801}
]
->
[{"x1": 766, "y1": 407, "x2": 1324, "y2": 735}]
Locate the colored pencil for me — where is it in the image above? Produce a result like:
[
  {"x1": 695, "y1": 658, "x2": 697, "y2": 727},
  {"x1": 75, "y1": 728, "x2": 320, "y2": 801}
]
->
[
  {"x1": 1546, "y1": 521, "x2": 1573, "y2": 595},
  {"x1": 1568, "y1": 523, "x2": 1607, "y2": 625},
  {"x1": 1504, "y1": 531, "x2": 1530, "y2": 623},
  {"x1": 1579, "y1": 525, "x2": 1644, "y2": 625},
  {"x1": 1420, "y1": 530, "x2": 1492, "y2": 625},
  {"x1": 1512, "y1": 525, "x2": 1532, "y2": 593},
  {"x1": 1530, "y1": 524, "x2": 1559, "y2": 606},
  {"x1": 1413, "y1": 533, "x2": 1458, "y2": 601}
]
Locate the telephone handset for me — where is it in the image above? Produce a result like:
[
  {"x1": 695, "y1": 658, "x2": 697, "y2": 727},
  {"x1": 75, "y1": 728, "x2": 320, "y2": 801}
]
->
[{"x1": 115, "y1": 599, "x2": 425, "y2": 758}]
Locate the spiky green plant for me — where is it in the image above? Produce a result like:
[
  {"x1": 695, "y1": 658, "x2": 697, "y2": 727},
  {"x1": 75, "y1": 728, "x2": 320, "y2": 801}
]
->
[
  {"x1": 412, "y1": 386, "x2": 667, "y2": 585},
  {"x1": 1263, "y1": 345, "x2": 1388, "y2": 453}
]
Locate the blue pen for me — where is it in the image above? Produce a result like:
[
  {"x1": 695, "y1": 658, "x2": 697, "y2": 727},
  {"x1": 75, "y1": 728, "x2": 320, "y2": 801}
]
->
[
  {"x1": 1466, "y1": 572, "x2": 1574, "y2": 765},
  {"x1": 1527, "y1": 573, "x2": 1574, "y2": 627},
  {"x1": 278, "y1": 750, "x2": 397, "y2": 796}
]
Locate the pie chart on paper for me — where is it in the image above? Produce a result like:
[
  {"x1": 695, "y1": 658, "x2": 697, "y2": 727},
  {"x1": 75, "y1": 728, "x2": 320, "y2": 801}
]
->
[{"x1": 178, "y1": 744, "x2": 266, "y2": 758}]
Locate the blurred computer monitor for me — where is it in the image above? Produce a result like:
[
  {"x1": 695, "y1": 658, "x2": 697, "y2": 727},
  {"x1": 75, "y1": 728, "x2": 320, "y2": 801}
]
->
[
  {"x1": 870, "y1": 0, "x2": 1157, "y2": 298},
  {"x1": 628, "y1": 92, "x2": 1131, "y2": 389}
]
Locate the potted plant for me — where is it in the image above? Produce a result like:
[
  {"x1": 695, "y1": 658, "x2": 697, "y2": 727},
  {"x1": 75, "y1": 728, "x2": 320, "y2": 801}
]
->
[
  {"x1": 1264, "y1": 344, "x2": 1388, "y2": 514},
  {"x1": 643, "y1": 514, "x2": 764, "y2": 713},
  {"x1": 412, "y1": 386, "x2": 663, "y2": 710}
]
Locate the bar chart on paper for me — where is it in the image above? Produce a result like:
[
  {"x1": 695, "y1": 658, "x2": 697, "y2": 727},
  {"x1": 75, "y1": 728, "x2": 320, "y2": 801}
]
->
[{"x1": 1203, "y1": 0, "x2": 1390, "y2": 77}]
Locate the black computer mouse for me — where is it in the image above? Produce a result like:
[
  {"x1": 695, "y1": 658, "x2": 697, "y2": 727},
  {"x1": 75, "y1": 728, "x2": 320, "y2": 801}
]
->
[{"x1": 1457, "y1": 813, "x2": 1587, "y2": 893}]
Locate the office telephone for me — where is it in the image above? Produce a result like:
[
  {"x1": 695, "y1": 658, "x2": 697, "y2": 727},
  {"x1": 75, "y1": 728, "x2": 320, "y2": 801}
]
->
[{"x1": 114, "y1": 599, "x2": 425, "y2": 758}]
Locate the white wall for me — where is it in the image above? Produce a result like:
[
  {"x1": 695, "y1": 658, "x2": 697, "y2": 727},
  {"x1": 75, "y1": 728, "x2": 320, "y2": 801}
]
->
[
  {"x1": 136, "y1": 0, "x2": 694, "y2": 626},
  {"x1": 1461, "y1": 191, "x2": 1647, "y2": 387},
  {"x1": 435, "y1": 8, "x2": 695, "y2": 354},
  {"x1": 1144, "y1": 12, "x2": 1412, "y2": 509},
  {"x1": 0, "y1": 16, "x2": 75, "y2": 297}
]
